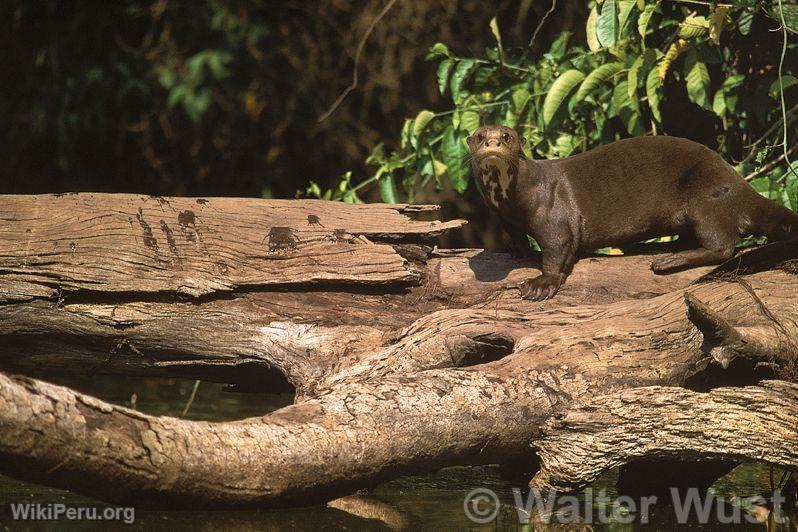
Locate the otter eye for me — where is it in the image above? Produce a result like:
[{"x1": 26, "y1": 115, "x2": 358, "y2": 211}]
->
[
  {"x1": 476, "y1": 133, "x2": 485, "y2": 142},
  {"x1": 502, "y1": 132, "x2": 510, "y2": 142}
]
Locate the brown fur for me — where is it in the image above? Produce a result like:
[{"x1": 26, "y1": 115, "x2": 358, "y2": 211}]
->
[{"x1": 467, "y1": 125, "x2": 798, "y2": 300}]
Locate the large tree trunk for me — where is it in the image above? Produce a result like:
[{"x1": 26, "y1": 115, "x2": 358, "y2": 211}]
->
[{"x1": 0, "y1": 194, "x2": 796, "y2": 509}]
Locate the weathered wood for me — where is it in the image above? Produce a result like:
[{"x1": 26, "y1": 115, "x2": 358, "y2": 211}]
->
[
  {"x1": 0, "y1": 249, "x2": 712, "y2": 393},
  {"x1": 0, "y1": 194, "x2": 465, "y2": 296},
  {"x1": 530, "y1": 381, "x2": 798, "y2": 493}
]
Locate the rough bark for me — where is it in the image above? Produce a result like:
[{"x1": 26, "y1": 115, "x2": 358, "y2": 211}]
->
[
  {"x1": 0, "y1": 193, "x2": 797, "y2": 509},
  {"x1": 530, "y1": 381, "x2": 798, "y2": 493}
]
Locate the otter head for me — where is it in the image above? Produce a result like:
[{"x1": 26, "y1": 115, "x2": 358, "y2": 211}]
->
[{"x1": 466, "y1": 125, "x2": 525, "y2": 208}]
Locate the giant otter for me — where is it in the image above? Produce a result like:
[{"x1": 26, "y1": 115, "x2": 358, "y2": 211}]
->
[{"x1": 467, "y1": 125, "x2": 798, "y2": 300}]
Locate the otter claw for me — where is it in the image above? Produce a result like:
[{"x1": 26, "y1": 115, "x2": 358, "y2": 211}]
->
[{"x1": 519, "y1": 275, "x2": 561, "y2": 301}]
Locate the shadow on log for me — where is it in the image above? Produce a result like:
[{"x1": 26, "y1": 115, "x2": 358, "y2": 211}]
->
[{"x1": 0, "y1": 194, "x2": 796, "y2": 509}]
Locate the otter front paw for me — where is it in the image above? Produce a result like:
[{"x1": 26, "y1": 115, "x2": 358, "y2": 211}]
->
[{"x1": 519, "y1": 275, "x2": 562, "y2": 301}]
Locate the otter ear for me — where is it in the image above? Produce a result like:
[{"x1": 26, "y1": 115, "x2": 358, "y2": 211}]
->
[
  {"x1": 466, "y1": 135, "x2": 474, "y2": 147},
  {"x1": 520, "y1": 137, "x2": 526, "y2": 146}
]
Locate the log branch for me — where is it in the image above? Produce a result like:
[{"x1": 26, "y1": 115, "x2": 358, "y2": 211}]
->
[{"x1": 531, "y1": 381, "x2": 798, "y2": 493}]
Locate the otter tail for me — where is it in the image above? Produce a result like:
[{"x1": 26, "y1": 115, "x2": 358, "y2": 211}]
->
[{"x1": 746, "y1": 191, "x2": 798, "y2": 242}]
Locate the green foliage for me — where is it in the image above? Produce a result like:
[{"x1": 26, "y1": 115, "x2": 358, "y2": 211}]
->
[
  {"x1": 160, "y1": 49, "x2": 232, "y2": 122},
  {"x1": 313, "y1": 0, "x2": 798, "y2": 210}
]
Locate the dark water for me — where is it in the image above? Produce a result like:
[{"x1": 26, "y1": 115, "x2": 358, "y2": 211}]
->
[{"x1": 0, "y1": 376, "x2": 794, "y2": 531}]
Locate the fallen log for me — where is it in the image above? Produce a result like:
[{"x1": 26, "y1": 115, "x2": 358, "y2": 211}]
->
[
  {"x1": 0, "y1": 194, "x2": 709, "y2": 392},
  {"x1": 0, "y1": 193, "x2": 797, "y2": 509}
]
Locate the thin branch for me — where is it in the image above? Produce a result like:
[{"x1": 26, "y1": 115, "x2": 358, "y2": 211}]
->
[
  {"x1": 744, "y1": 144, "x2": 798, "y2": 181},
  {"x1": 664, "y1": 0, "x2": 733, "y2": 7},
  {"x1": 181, "y1": 380, "x2": 201, "y2": 418},
  {"x1": 529, "y1": 0, "x2": 557, "y2": 48},
  {"x1": 317, "y1": 0, "x2": 399, "y2": 123},
  {"x1": 777, "y1": 0, "x2": 798, "y2": 181},
  {"x1": 736, "y1": 103, "x2": 798, "y2": 165}
]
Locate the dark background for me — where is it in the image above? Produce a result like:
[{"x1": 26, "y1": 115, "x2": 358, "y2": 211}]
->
[{"x1": 1, "y1": 0, "x2": 586, "y2": 200}]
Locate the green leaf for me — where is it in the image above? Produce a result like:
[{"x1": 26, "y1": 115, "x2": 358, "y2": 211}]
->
[
  {"x1": 459, "y1": 110, "x2": 481, "y2": 133},
  {"x1": 411, "y1": 110, "x2": 435, "y2": 148},
  {"x1": 773, "y1": 3, "x2": 798, "y2": 34},
  {"x1": 576, "y1": 63, "x2": 623, "y2": 101},
  {"x1": 769, "y1": 75, "x2": 798, "y2": 99},
  {"x1": 512, "y1": 89, "x2": 532, "y2": 116},
  {"x1": 554, "y1": 133, "x2": 578, "y2": 157},
  {"x1": 646, "y1": 66, "x2": 662, "y2": 122},
  {"x1": 184, "y1": 88, "x2": 212, "y2": 122},
  {"x1": 610, "y1": 79, "x2": 642, "y2": 134},
  {"x1": 750, "y1": 176, "x2": 773, "y2": 197},
  {"x1": 472, "y1": 66, "x2": 497, "y2": 91},
  {"x1": 596, "y1": 0, "x2": 618, "y2": 48},
  {"x1": 679, "y1": 15, "x2": 709, "y2": 40},
  {"x1": 619, "y1": 103, "x2": 644, "y2": 135},
  {"x1": 785, "y1": 163, "x2": 798, "y2": 210},
  {"x1": 638, "y1": 2, "x2": 657, "y2": 38},
  {"x1": 586, "y1": 8, "x2": 601, "y2": 51},
  {"x1": 206, "y1": 51, "x2": 231, "y2": 79},
  {"x1": 157, "y1": 67, "x2": 176, "y2": 89},
  {"x1": 450, "y1": 59, "x2": 477, "y2": 102},
  {"x1": 617, "y1": 0, "x2": 636, "y2": 36},
  {"x1": 543, "y1": 69, "x2": 586, "y2": 126},
  {"x1": 378, "y1": 173, "x2": 399, "y2": 203},
  {"x1": 548, "y1": 32, "x2": 572, "y2": 56},
  {"x1": 684, "y1": 50, "x2": 711, "y2": 110},
  {"x1": 416, "y1": 149, "x2": 434, "y2": 179},
  {"x1": 712, "y1": 74, "x2": 745, "y2": 116},
  {"x1": 426, "y1": 43, "x2": 450, "y2": 60},
  {"x1": 433, "y1": 159, "x2": 447, "y2": 179},
  {"x1": 167, "y1": 85, "x2": 186, "y2": 109},
  {"x1": 738, "y1": 11, "x2": 754, "y2": 35},
  {"x1": 628, "y1": 49, "x2": 658, "y2": 99},
  {"x1": 400, "y1": 118, "x2": 413, "y2": 149},
  {"x1": 437, "y1": 59, "x2": 452, "y2": 95},
  {"x1": 611, "y1": 79, "x2": 638, "y2": 116},
  {"x1": 712, "y1": 89, "x2": 726, "y2": 117},
  {"x1": 441, "y1": 127, "x2": 470, "y2": 194}
]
